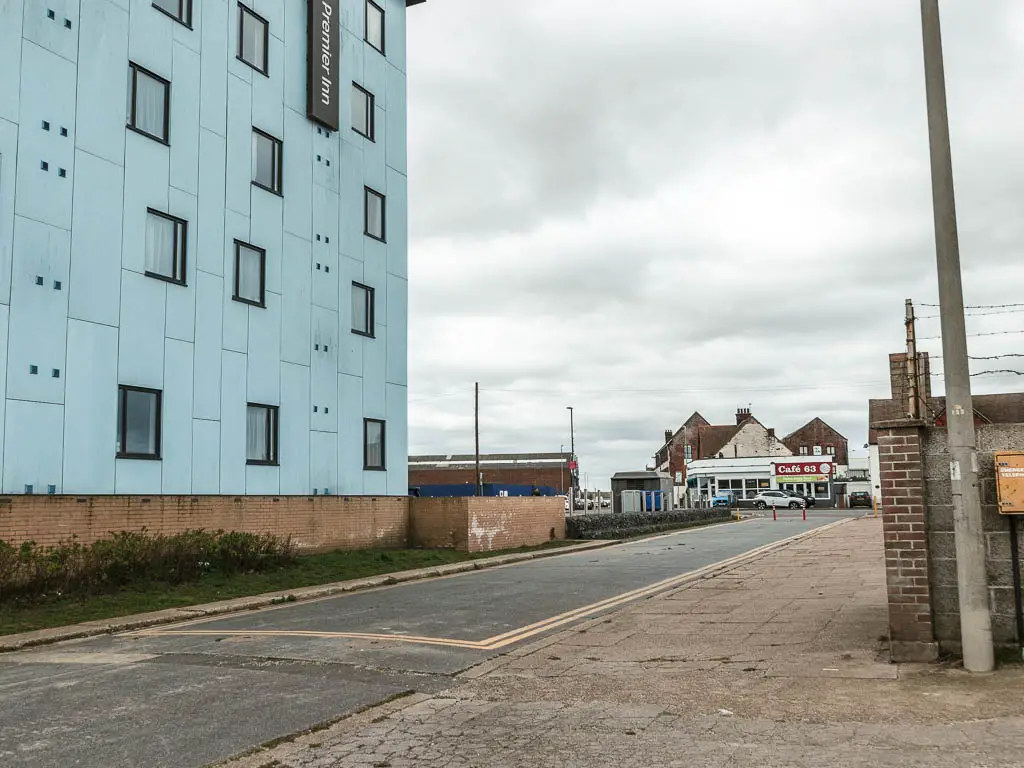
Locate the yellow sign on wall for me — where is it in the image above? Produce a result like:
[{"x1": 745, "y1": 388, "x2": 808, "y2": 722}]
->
[{"x1": 995, "y1": 452, "x2": 1024, "y2": 515}]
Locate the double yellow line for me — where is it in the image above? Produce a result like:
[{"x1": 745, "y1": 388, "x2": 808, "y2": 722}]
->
[{"x1": 134, "y1": 519, "x2": 850, "y2": 650}]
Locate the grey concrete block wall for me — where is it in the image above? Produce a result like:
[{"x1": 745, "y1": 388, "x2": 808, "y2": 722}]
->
[{"x1": 923, "y1": 426, "x2": 1024, "y2": 655}]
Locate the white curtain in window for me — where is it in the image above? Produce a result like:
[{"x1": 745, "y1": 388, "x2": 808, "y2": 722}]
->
[
  {"x1": 125, "y1": 390, "x2": 157, "y2": 455},
  {"x1": 237, "y1": 245, "x2": 262, "y2": 302},
  {"x1": 252, "y1": 133, "x2": 274, "y2": 188},
  {"x1": 247, "y1": 405, "x2": 268, "y2": 461},
  {"x1": 351, "y1": 284, "x2": 367, "y2": 332},
  {"x1": 145, "y1": 213, "x2": 175, "y2": 277},
  {"x1": 135, "y1": 70, "x2": 166, "y2": 139},
  {"x1": 352, "y1": 86, "x2": 368, "y2": 134},
  {"x1": 242, "y1": 10, "x2": 266, "y2": 69},
  {"x1": 365, "y1": 191, "x2": 383, "y2": 238},
  {"x1": 365, "y1": 421, "x2": 383, "y2": 468}
]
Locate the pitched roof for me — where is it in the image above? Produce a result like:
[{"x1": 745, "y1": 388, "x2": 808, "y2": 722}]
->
[
  {"x1": 782, "y1": 416, "x2": 846, "y2": 441},
  {"x1": 698, "y1": 424, "x2": 743, "y2": 458},
  {"x1": 868, "y1": 391, "x2": 1024, "y2": 444}
]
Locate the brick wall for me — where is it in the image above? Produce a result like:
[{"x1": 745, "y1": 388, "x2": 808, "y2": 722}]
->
[
  {"x1": 876, "y1": 423, "x2": 939, "y2": 662},
  {"x1": 923, "y1": 424, "x2": 1024, "y2": 656},
  {"x1": 0, "y1": 495, "x2": 409, "y2": 553},
  {"x1": 783, "y1": 419, "x2": 849, "y2": 465},
  {"x1": 409, "y1": 497, "x2": 564, "y2": 553}
]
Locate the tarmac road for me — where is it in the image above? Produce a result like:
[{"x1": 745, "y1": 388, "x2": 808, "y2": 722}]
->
[{"x1": 0, "y1": 512, "x2": 859, "y2": 768}]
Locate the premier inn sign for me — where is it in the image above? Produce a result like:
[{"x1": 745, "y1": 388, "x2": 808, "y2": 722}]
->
[{"x1": 307, "y1": 0, "x2": 340, "y2": 131}]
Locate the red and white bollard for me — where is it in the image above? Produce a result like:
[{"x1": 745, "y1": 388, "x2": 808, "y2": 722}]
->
[
  {"x1": 772, "y1": 505, "x2": 777, "y2": 521},
  {"x1": 803, "y1": 507, "x2": 807, "y2": 521}
]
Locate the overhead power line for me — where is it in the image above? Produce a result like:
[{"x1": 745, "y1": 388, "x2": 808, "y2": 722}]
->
[
  {"x1": 917, "y1": 308, "x2": 1024, "y2": 319},
  {"x1": 919, "y1": 329, "x2": 1024, "y2": 340},
  {"x1": 918, "y1": 302, "x2": 1024, "y2": 310}
]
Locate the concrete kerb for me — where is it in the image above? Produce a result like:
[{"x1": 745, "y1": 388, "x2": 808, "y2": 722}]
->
[{"x1": 0, "y1": 540, "x2": 621, "y2": 653}]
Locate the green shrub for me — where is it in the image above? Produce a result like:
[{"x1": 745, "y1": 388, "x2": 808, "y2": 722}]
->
[
  {"x1": 0, "y1": 529, "x2": 297, "y2": 605},
  {"x1": 566, "y1": 509, "x2": 731, "y2": 540}
]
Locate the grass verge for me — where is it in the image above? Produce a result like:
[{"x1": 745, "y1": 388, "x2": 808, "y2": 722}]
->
[{"x1": 0, "y1": 541, "x2": 575, "y2": 637}]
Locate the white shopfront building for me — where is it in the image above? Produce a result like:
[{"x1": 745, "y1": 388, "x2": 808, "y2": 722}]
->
[{"x1": 686, "y1": 456, "x2": 836, "y2": 507}]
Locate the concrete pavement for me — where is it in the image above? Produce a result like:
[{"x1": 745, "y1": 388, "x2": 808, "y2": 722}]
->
[
  {"x1": 226, "y1": 517, "x2": 1024, "y2": 768},
  {"x1": 0, "y1": 513, "x2": 857, "y2": 767}
]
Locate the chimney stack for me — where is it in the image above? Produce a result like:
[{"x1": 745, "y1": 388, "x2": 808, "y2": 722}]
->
[
  {"x1": 664, "y1": 429, "x2": 673, "y2": 445},
  {"x1": 736, "y1": 407, "x2": 751, "y2": 425}
]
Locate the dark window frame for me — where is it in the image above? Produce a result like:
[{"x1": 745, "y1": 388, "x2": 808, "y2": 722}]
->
[
  {"x1": 232, "y1": 239, "x2": 267, "y2": 308},
  {"x1": 152, "y1": 0, "x2": 193, "y2": 28},
  {"x1": 251, "y1": 127, "x2": 283, "y2": 195},
  {"x1": 365, "y1": 0, "x2": 385, "y2": 54},
  {"x1": 246, "y1": 403, "x2": 279, "y2": 466},
  {"x1": 144, "y1": 208, "x2": 188, "y2": 286},
  {"x1": 127, "y1": 62, "x2": 171, "y2": 145},
  {"x1": 237, "y1": 2, "x2": 270, "y2": 76},
  {"x1": 364, "y1": 186, "x2": 386, "y2": 242},
  {"x1": 363, "y1": 418, "x2": 386, "y2": 471},
  {"x1": 351, "y1": 281, "x2": 375, "y2": 338},
  {"x1": 116, "y1": 385, "x2": 162, "y2": 460},
  {"x1": 352, "y1": 82, "x2": 375, "y2": 141}
]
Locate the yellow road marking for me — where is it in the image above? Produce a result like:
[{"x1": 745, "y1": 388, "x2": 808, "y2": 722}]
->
[{"x1": 133, "y1": 519, "x2": 852, "y2": 650}]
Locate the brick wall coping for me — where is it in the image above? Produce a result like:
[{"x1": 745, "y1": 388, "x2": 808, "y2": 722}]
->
[
  {"x1": 870, "y1": 419, "x2": 927, "y2": 430},
  {"x1": 0, "y1": 540, "x2": 617, "y2": 654}
]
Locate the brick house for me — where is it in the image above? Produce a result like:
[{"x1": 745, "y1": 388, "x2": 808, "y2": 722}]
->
[
  {"x1": 409, "y1": 453, "x2": 572, "y2": 495},
  {"x1": 782, "y1": 418, "x2": 849, "y2": 464}
]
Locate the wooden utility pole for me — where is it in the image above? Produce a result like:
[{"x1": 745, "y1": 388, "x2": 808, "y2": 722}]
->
[{"x1": 474, "y1": 383, "x2": 481, "y2": 496}]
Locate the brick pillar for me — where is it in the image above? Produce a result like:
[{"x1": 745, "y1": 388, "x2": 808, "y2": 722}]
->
[{"x1": 876, "y1": 421, "x2": 939, "y2": 662}]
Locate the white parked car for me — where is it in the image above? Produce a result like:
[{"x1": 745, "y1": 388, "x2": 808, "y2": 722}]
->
[{"x1": 753, "y1": 490, "x2": 804, "y2": 510}]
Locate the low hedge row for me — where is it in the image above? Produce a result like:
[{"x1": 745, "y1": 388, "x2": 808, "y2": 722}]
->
[
  {"x1": 566, "y1": 508, "x2": 732, "y2": 540},
  {"x1": 0, "y1": 529, "x2": 296, "y2": 605}
]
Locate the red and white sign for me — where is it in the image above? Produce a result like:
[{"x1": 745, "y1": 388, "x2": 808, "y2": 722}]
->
[{"x1": 774, "y1": 461, "x2": 833, "y2": 477}]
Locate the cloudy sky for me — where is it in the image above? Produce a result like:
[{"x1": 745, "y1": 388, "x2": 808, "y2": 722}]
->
[{"x1": 404, "y1": 0, "x2": 1024, "y2": 489}]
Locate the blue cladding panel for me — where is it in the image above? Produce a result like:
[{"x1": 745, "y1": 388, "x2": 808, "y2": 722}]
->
[
  {"x1": 199, "y1": 0, "x2": 230, "y2": 136},
  {"x1": 170, "y1": 42, "x2": 202, "y2": 196},
  {"x1": 0, "y1": 306, "x2": 8, "y2": 483},
  {"x1": 192, "y1": 271, "x2": 223, "y2": 420},
  {"x1": 255, "y1": 0, "x2": 285, "y2": 35},
  {"x1": 197, "y1": 129, "x2": 227, "y2": 276},
  {"x1": 62, "y1": 320, "x2": 118, "y2": 493},
  {"x1": 128, "y1": 0, "x2": 173, "y2": 75},
  {"x1": 386, "y1": 0, "x2": 407, "y2": 74},
  {"x1": 311, "y1": 306, "x2": 339, "y2": 434},
  {"x1": 3, "y1": 401, "x2": 65, "y2": 494},
  {"x1": 384, "y1": 167, "x2": 407, "y2": 278},
  {"x1": 75, "y1": 0, "x2": 129, "y2": 166},
  {"x1": 385, "y1": 64, "x2": 407, "y2": 175},
  {"x1": 115, "y1": 455, "x2": 162, "y2": 494},
  {"x1": 251, "y1": 34, "x2": 285, "y2": 139},
  {"x1": 338, "y1": 140, "x2": 365, "y2": 261},
  {"x1": 162, "y1": 339, "x2": 194, "y2": 493},
  {"x1": 0, "y1": 122, "x2": 18, "y2": 305},
  {"x1": 363, "y1": 237, "x2": 387, "y2": 321},
  {"x1": 220, "y1": 350, "x2": 247, "y2": 493},
  {"x1": 337, "y1": 255, "x2": 363, "y2": 377},
  {"x1": 247, "y1": 291, "x2": 282, "y2": 405},
  {"x1": 222, "y1": 210, "x2": 251, "y2": 353},
  {"x1": 117, "y1": 270, "x2": 166, "y2": 387},
  {"x1": 310, "y1": 430, "x2": 338, "y2": 495},
  {"x1": 246, "y1": 463, "x2": 280, "y2": 495},
  {"x1": 69, "y1": 152, "x2": 124, "y2": 327},
  {"x1": 250, "y1": 190, "x2": 284, "y2": 295},
  {"x1": 282, "y1": 109, "x2": 313, "y2": 239},
  {"x1": 363, "y1": 35, "x2": 387, "y2": 112},
  {"x1": 23, "y1": 0, "x2": 79, "y2": 63},
  {"x1": 7, "y1": 218, "x2": 70, "y2": 405},
  {"x1": 0, "y1": 1, "x2": 24, "y2": 124},
  {"x1": 362, "y1": 324, "x2": 386, "y2": 419},
  {"x1": 385, "y1": 382, "x2": 407, "y2": 495},
  {"x1": 192, "y1": 419, "x2": 221, "y2": 493},
  {"x1": 165, "y1": 188, "x2": 198, "y2": 342},
  {"x1": 337, "y1": 373, "x2": 363, "y2": 494},
  {"x1": 225, "y1": 75, "x2": 253, "y2": 217},
  {"x1": 282, "y1": 0, "x2": 306, "y2": 115},
  {"x1": 386, "y1": 274, "x2": 407, "y2": 386},
  {"x1": 16, "y1": 43, "x2": 77, "y2": 230},
  {"x1": 280, "y1": 361, "x2": 310, "y2": 494},
  {"x1": 281, "y1": 233, "x2": 312, "y2": 366}
]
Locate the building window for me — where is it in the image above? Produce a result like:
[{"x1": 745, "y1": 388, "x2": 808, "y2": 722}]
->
[
  {"x1": 364, "y1": 187, "x2": 385, "y2": 241},
  {"x1": 364, "y1": 419, "x2": 385, "y2": 470},
  {"x1": 365, "y1": 0, "x2": 385, "y2": 54},
  {"x1": 152, "y1": 0, "x2": 192, "y2": 27},
  {"x1": 127, "y1": 62, "x2": 170, "y2": 144},
  {"x1": 684, "y1": 445, "x2": 692, "y2": 462},
  {"x1": 252, "y1": 128, "x2": 282, "y2": 194},
  {"x1": 826, "y1": 445, "x2": 836, "y2": 455},
  {"x1": 116, "y1": 386, "x2": 161, "y2": 459},
  {"x1": 233, "y1": 240, "x2": 266, "y2": 307},
  {"x1": 145, "y1": 209, "x2": 187, "y2": 284},
  {"x1": 237, "y1": 3, "x2": 269, "y2": 75},
  {"x1": 351, "y1": 83, "x2": 375, "y2": 140},
  {"x1": 813, "y1": 445, "x2": 823, "y2": 456},
  {"x1": 351, "y1": 282, "x2": 375, "y2": 337},
  {"x1": 246, "y1": 404, "x2": 279, "y2": 465},
  {"x1": 799, "y1": 446, "x2": 809, "y2": 455}
]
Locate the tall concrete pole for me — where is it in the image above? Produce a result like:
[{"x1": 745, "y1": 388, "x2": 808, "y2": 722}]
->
[
  {"x1": 566, "y1": 406, "x2": 576, "y2": 494},
  {"x1": 474, "y1": 383, "x2": 481, "y2": 497},
  {"x1": 920, "y1": 0, "x2": 994, "y2": 672}
]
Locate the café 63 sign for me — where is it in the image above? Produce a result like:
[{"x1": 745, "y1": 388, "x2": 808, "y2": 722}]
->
[
  {"x1": 774, "y1": 461, "x2": 834, "y2": 482},
  {"x1": 307, "y1": 0, "x2": 340, "y2": 131}
]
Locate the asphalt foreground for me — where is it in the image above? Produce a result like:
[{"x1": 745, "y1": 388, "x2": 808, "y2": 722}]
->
[{"x1": 3, "y1": 513, "x2": 1023, "y2": 766}]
